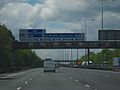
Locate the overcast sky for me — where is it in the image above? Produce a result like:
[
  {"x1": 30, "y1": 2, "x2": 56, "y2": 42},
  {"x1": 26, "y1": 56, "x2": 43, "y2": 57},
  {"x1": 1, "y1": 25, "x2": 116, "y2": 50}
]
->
[{"x1": 0, "y1": 0, "x2": 120, "y2": 60}]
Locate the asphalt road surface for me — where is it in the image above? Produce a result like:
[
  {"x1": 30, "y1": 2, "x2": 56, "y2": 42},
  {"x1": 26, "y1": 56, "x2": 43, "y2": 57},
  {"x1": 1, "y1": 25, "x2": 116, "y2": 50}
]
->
[{"x1": 0, "y1": 67, "x2": 120, "y2": 90}]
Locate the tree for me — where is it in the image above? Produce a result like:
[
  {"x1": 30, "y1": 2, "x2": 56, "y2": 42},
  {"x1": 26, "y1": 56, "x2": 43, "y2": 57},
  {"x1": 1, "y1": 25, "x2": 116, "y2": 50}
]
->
[
  {"x1": 0, "y1": 24, "x2": 13, "y2": 68},
  {"x1": 80, "y1": 49, "x2": 115, "y2": 66},
  {"x1": 0, "y1": 23, "x2": 43, "y2": 72}
]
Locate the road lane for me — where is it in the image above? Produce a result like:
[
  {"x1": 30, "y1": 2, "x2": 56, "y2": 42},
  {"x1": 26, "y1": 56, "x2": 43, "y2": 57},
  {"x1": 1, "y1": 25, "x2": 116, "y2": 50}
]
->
[
  {"x1": 0, "y1": 68, "x2": 42, "y2": 90},
  {"x1": 0, "y1": 67, "x2": 120, "y2": 90},
  {"x1": 22, "y1": 69, "x2": 91, "y2": 90},
  {"x1": 62, "y1": 67, "x2": 120, "y2": 90}
]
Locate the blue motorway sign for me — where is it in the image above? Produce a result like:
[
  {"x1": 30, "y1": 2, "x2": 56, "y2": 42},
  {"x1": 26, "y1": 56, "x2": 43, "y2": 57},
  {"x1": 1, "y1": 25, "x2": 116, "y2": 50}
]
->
[{"x1": 19, "y1": 29, "x2": 85, "y2": 42}]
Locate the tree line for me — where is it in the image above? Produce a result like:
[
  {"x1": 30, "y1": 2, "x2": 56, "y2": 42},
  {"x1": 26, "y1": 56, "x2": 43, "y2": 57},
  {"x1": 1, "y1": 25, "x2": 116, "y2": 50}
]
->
[
  {"x1": 0, "y1": 24, "x2": 43, "y2": 72},
  {"x1": 80, "y1": 49, "x2": 120, "y2": 67}
]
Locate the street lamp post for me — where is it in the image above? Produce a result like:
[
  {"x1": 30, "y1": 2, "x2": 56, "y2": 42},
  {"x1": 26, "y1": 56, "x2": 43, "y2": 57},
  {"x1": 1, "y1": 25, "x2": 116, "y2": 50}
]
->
[
  {"x1": 100, "y1": 0, "x2": 116, "y2": 63},
  {"x1": 101, "y1": 0, "x2": 116, "y2": 31},
  {"x1": 82, "y1": 18, "x2": 95, "y2": 65},
  {"x1": 71, "y1": 49, "x2": 73, "y2": 61},
  {"x1": 101, "y1": 0, "x2": 104, "y2": 31},
  {"x1": 77, "y1": 49, "x2": 79, "y2": 60},
  {"x1": 71, "y1": 18, "x2": 95, "y2": 64}
]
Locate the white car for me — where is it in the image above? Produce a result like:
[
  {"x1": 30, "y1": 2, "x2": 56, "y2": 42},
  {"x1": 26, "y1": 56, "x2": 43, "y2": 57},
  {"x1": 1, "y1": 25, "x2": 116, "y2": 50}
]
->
[{"x1": 43, "y1": 59, "x2": 56, "y2": 73}]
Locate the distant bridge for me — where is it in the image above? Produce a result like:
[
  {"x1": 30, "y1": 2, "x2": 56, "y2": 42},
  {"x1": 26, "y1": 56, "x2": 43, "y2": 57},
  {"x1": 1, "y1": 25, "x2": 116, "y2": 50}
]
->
[
  {"x1": 54, "y1": 60, "x2": 77, "y2": 62},
  {"x1": 13, "y1": 41, "x2": 120, "y2": 49}
]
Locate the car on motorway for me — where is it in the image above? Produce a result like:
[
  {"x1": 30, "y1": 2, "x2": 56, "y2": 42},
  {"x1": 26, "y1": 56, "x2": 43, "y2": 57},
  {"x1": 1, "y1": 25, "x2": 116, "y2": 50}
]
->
[{"x1": 43, "y1": 58, "x2": 56, "y2": 73}]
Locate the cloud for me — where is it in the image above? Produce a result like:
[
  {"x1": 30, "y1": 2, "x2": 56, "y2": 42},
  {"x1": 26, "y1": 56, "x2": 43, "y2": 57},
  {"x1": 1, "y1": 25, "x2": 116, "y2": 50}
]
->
[
  {"x1": 103, "y1": 12, "x2": 120, "y2": 30},
  {"x1": 0, "y1": 0, "x2": 120, "y2": 59},
  {"x1": 0, "y1": 3, "x2": 34, "y2": 39},
  {"x1": 0, "y1": 0, "x2": 25, "y2": 9},
  {"x1": 0, "y1": 2, "x2": 45, "y2": 37}
]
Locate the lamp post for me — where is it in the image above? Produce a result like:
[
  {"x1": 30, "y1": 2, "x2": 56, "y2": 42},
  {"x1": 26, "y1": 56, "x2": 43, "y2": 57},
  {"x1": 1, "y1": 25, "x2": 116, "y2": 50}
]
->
[
  {"x1": 100, "y1": 0, "x2": 116, "y2": 63},
  {"x1": 101, "y1": 0, "x2": 104, "y2": 31},
  {"x1": 64, "y1": 49, "x2": 67, "y2": 65},
  {"x1": 100, "y1": 0, "x2": 115, "y2": 31},
  {"x1": 71, "y1": 49, "x2": 73, "y2": 61},
  {"x1": 77, "y1": 49, "x2": 79, "y2": 60},
  {"x1": 78, "y1": 18, "x2": 95, "y2": 65},
  {"x1": 71, "y1": 18, "x2": 95, "y2": 64}
]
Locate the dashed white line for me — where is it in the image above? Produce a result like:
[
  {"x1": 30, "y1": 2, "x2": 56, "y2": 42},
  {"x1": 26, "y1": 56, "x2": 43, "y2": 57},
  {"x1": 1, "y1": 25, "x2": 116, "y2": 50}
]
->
[
  {"x1": 25, "y1": 81, "x2": 28, "y2": 84},
  {"x1": 69, "y1": 77, "x2": 72, "y2": 79},
  {"x1": 85, "y1": 84, "x2": 90, "y2": 88},
  {"x1": 17, "y1": 87, "x2": 22, "y2": 90},
  {"x1": 30, "y1": 78, "x2": 32, "y2": 80},
  {"x1": 75, "y1": 80, "x2": 79, "y2": 82}
]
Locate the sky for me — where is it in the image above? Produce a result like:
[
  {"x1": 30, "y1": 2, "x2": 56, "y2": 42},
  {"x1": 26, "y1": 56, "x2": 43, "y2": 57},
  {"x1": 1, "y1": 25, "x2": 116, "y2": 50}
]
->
[{"x1": 0, "y1": 0, "x2": 120, "y2": 60}]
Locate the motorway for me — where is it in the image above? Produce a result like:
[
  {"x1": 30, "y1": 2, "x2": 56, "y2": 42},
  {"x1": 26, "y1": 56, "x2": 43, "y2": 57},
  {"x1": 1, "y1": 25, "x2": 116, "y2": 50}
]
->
[{"x1": 0, "y1": 67, "x2": 120, "y2": 90}]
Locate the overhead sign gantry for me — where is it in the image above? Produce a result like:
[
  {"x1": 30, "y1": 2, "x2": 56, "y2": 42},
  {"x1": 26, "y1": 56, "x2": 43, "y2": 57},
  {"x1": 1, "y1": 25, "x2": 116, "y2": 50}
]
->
[
  {"x1": 19, "y1": 29, "x2": 85, "y2": 42},
  {"x1": 12, "y1": 29, "x2": 120, "y2": 49}
]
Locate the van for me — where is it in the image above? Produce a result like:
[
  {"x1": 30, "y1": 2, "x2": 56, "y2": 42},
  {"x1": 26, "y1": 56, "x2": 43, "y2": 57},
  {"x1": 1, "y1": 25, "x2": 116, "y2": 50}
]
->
[{"x1": 43, "y1": 59, "x2": 56, "y2": 73}]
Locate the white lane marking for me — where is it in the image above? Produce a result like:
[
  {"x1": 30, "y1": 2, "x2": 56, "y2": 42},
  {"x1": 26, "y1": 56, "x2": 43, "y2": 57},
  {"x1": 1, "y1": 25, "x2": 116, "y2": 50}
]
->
[
  {"x1": 2, "y1": 68, "x2": 39, "y2": 78},
  {"x1": 75, "y1": 80, "x2": 79, "y2": 82},
  {"x1": 25, "y1": 81, "x2": 28, "y2": 84},
  {"x1": 17, "y1": 87, "x2": 22, "y2": 90},
  {"x1": 69, "y1": 77, "x2": 72, "y2": 79},
  {"x1": 0, "y1": 68, "x2": 41, "y2": 79},
  {"x1": 33, "y1": 76, "x2": 36, "y2": 78},
  {"x1": 94, "y1": 89, "x2": 98, "y2": 90},
  {"x1": 3, "y1": 72, "x2": 25, "y2": 78},
  {"x1": 7, "y1": 74, "x2": 17, "y2": 77},
  {"x1": 27, "y1": 68, "x2": 39, "y2": 72},
  {"x1": 1, "y1": 76, "x2": 8, "y2": 78},
  {"x1": 30, "y1": 78, "x2": 32, "y2": 80},
  {"x1": 85, "y1": 84, "x2": 90, "y2": 88},
  {"x1": 1, "y1": 72, "x2": 26, "y2": 78}
]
